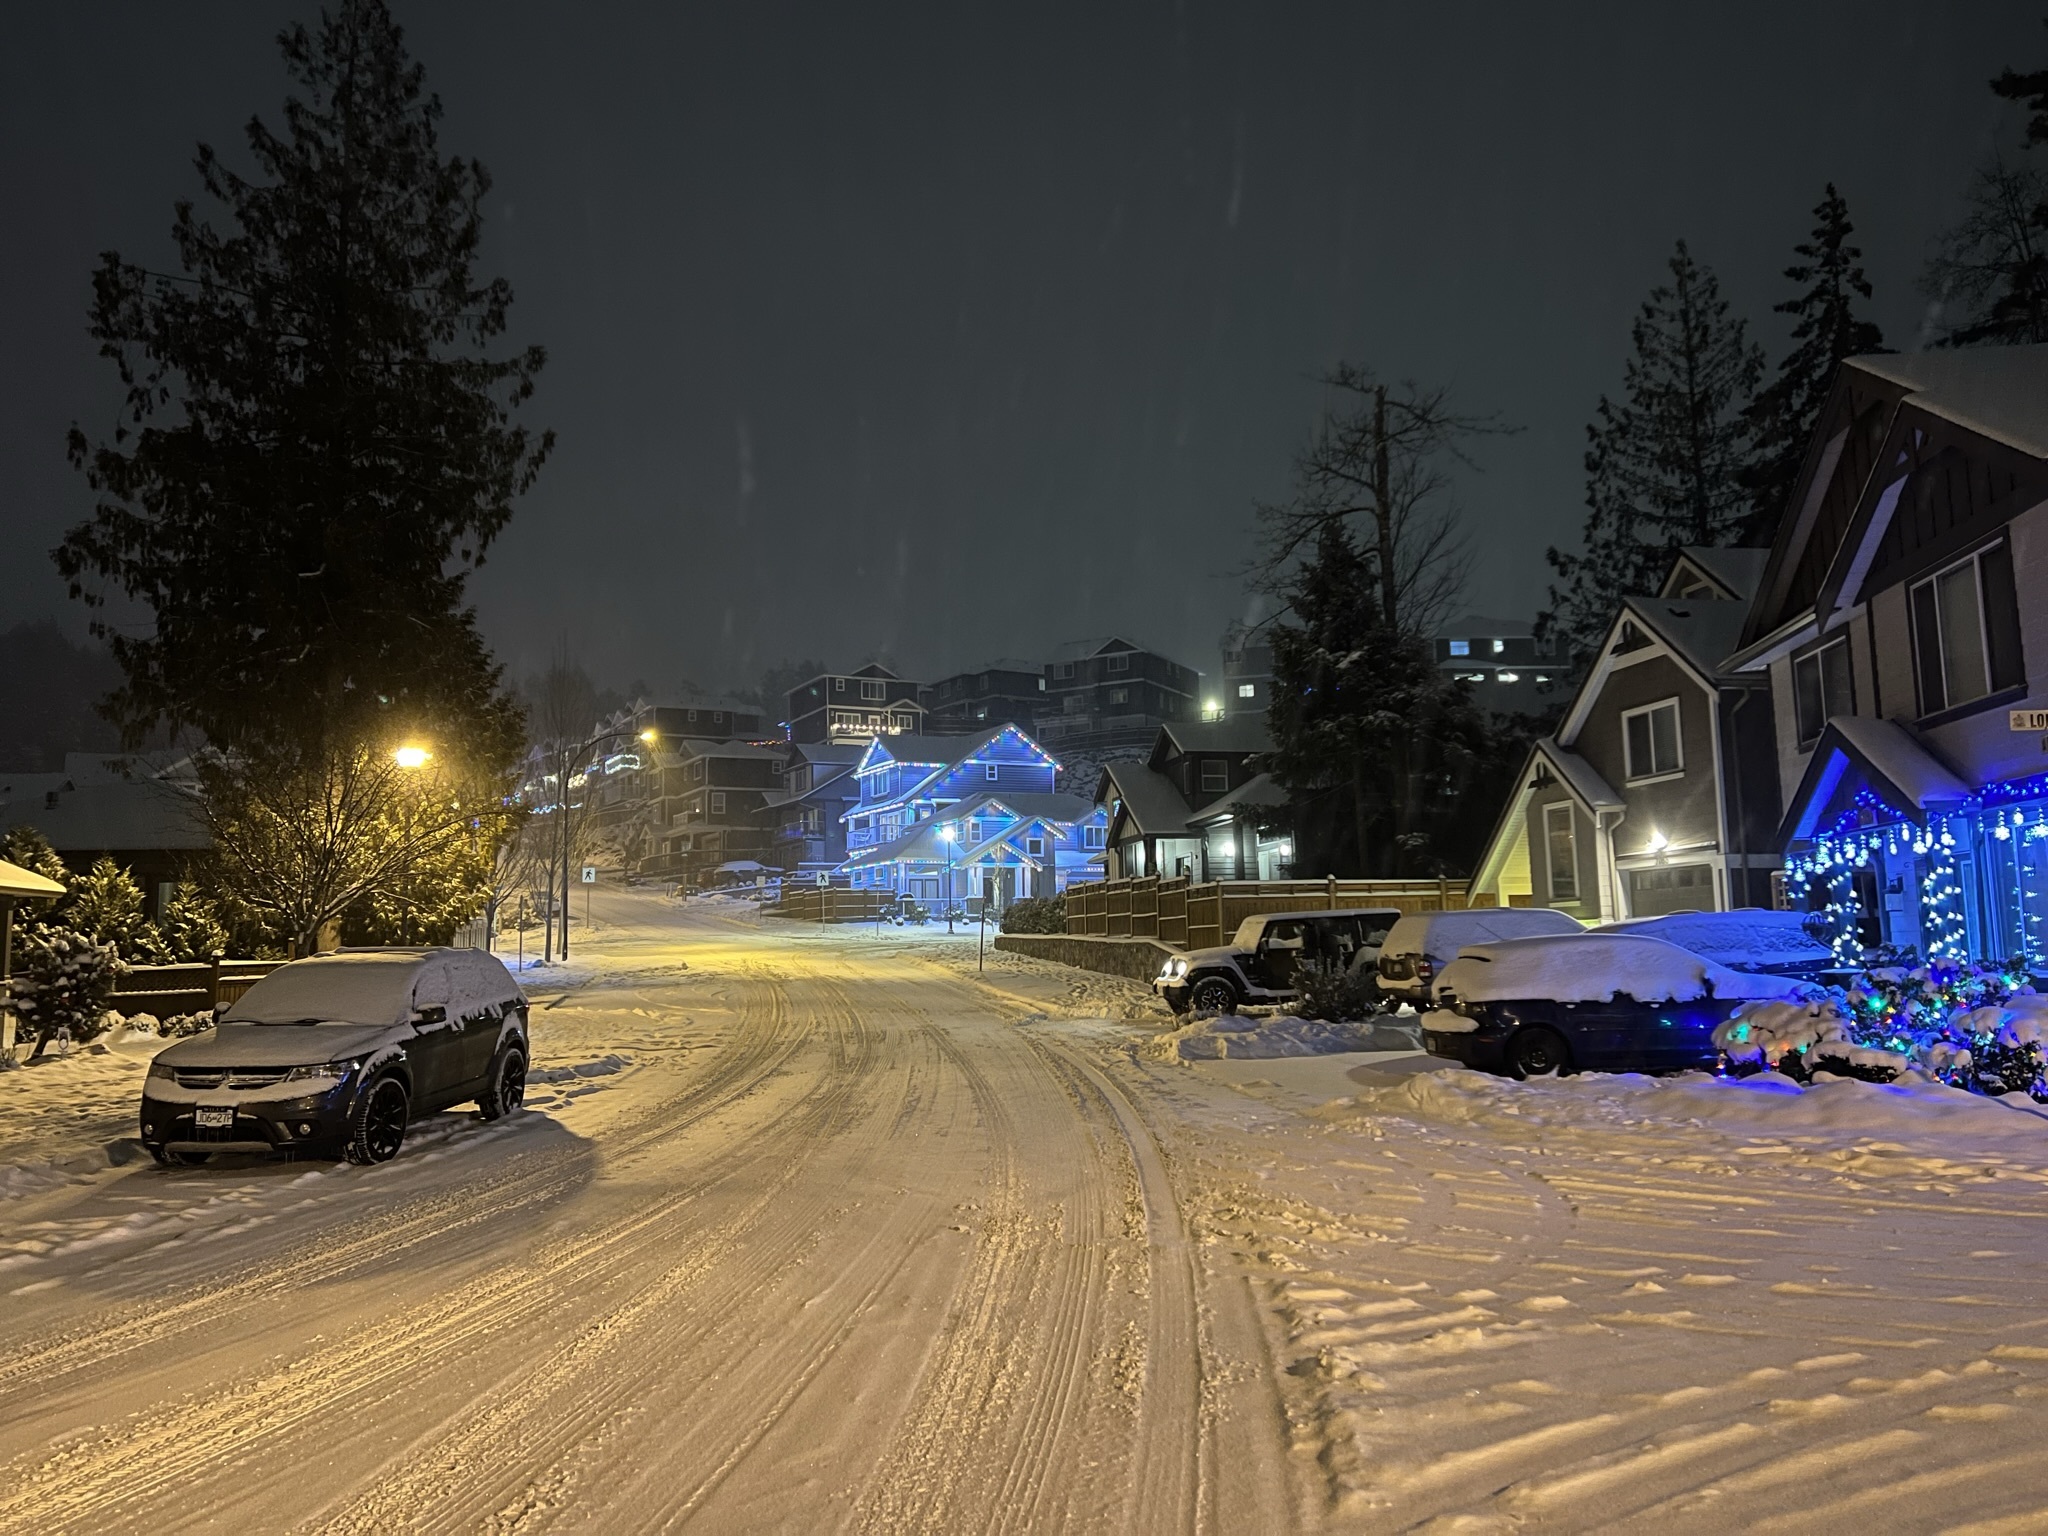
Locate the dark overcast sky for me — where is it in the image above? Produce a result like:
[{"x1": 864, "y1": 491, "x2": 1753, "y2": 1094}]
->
[{"x1": 2, "y1": 3, "x2": 2042, "y2": 700}]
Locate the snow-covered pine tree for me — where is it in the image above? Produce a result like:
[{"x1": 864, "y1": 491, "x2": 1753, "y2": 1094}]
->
[
  {"x1": 64, "y1": 857, "x2": 167, "y2": 964},
  {"x1": 1540, "y1": 242, "x2": 1763, "y2": 673},
  {"x1": 1740, "y1": 186, "x2": 1884, "y2": 546},
  {"x1": 156, "y1": 880, "x2": 230, "y2": 963}
]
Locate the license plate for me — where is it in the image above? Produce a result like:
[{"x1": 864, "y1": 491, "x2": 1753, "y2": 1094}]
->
[{"x1": 194, "y1": 1106, "x2": 234, "y2": 1130}]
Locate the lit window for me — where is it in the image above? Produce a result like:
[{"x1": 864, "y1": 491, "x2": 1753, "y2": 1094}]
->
[
  {"x1": 1793, "y1": 637, "x2": 1854, "y2": 747},
  {"x1": 1545, "y1": 802, "x2": 1577, "y2": 901},
  {"x1": 1622, "y1": 699, "x2": 1682, "y2": 780},
  {"x1": 1496, "y1": 671, "x2": 1519, "y2": 683},
  {"x1": 1237, "y1": 683, "x2": 1255, "y2": 698},
  {"x1": 1448, "y1": 639, "x2": 1470, "y2": 656},
  {"x1": 1491, "y1": 639, "x2": 1505, "y2": 655},
  {"x1": 1911, "y1": 541, "x2": 2024, "y2": 716}
]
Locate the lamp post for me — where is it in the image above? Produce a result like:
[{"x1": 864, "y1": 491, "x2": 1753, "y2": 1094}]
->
[
  {"x1": 549, "y1": 725, "x2": 656, "y2": 964},
  {"x1": 939, "y1": 823, "x2": 957, "y2": 934}
]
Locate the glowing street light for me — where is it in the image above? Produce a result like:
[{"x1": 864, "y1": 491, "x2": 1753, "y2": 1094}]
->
[
  {"x1": 393, "y1": 745, "x2": 432, "y2": 769},
  {"x1": 639, "y1": 729, "x2": 657, "y2": 743}
]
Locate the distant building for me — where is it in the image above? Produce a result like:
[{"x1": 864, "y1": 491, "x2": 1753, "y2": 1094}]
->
[
  {"x1": 0, "y1": 753, "x2": 208, "y2": 917},
  {"x1": 786, "y1": 664, "x2": 927, "y2": 745},
  {"x1": 1037, "y1": 637, "x2": 1201, "y2": 759},
  {"x1": 1095, "y1": 720, "x2": 1288, "y2": 881},
  {"x1": 1434, "y1": 616, "x2": 1567, "y2": 718},
  {"x1": 1220, "y1": 622, "x2": 1275, "y2": 717},
  {"x1": 923, "y1": 661, "x2": 1048, "y2": 735},
  {"x1": 836, "y1": 724, "x2": 1107, "y2": 909},
  {"x1": 650, "y1": 739, "x2": 784, "y2": 887},
  {"x1": 760, "y1": 741, "x2": 865, "y2": 876}
]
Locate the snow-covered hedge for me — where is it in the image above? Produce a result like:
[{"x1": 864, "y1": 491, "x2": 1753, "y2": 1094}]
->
[{"x1": 10, "y1": 929, "x2": 124, "y2": 1057}]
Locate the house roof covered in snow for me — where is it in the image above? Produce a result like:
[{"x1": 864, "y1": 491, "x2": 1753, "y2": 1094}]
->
[
  {"x1": 1152, "y1": 718, "x2": 1271, "y2": 760},
  {"x1": 0, "y1": 777, "x2": 208, "y2": 853},
  {"x1": 1780, "y1": 715, "x2": 1973, "y2": 845},
  {"x1": 1619, "y1": 595, "x2": 1754, "y2": 681},
  {"x1": 1850, "y1": 344, "x2": 2048, "y2": 460},
  {"x1": 1671, "y1": 546, "x2": 1770, "y2": 602},
  {"x1": 1095, "y1": 760, "x2": 1199, "y2": 838},
  {"x1": 1184, "y1": 771, "x2": 1287, "y2": 826}
]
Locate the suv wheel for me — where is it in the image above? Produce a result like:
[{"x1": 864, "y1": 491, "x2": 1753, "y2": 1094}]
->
[
  {"x1": 1189, "y1": 976, "x2": 1240, "y2": 1015},
  {"x1": 1508, "y1": 1027, "x2": 1572, "y2": 1080},
  {"x1": 345, "y1": 1074, "x2": 410, "y2": 1164},
  {"x1": 478, "y1": 1043, "x2": 527, "y2": 1121}
]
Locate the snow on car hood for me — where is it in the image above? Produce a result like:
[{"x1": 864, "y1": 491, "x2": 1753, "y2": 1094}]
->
[
  {"x1": 157, "y1": 1022, "x2": 404, "y2": 1068},
  {"x1": 1434, "y1": 933, "x2": 1810, "y2": 1006}
]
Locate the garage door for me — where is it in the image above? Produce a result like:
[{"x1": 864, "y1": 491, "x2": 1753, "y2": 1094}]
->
[{"x1": 1626, "y1": 863, "x2": 1715, "y2": 918}]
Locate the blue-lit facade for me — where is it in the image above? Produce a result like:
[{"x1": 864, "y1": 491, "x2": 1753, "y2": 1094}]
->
[{"x1": 837, "y1": 724, "x2": 1108, "y2": 908}]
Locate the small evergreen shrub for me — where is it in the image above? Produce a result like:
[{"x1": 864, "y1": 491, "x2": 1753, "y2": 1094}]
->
[
  {"x1": 1000, "y1": 895, "x2": 1067, "y2": 935},
  {"x1": 1293, "y1": 959, "x2": 1383, "y2": 1022},
  {"x1": 11, "y1": 928, "x2": 124, "y2": 1056}
]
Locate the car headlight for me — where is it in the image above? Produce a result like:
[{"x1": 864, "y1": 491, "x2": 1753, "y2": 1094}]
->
[
  {"x1": 283, "y1": 1060, "x2": 354, "y2": 1084},
  {"x1": 147, "y1": 1059, "x2": 176, "y2": 1080}
]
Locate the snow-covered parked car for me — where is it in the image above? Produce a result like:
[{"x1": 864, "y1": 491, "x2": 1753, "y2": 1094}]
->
[
  {"x1": 1375, "y1": 906, "x2": 1584, "y2": 1007},
  {"x1": 1421, "y1": 932, "x2": 1808, "y2": 1078},
  {"x1": 1154, "y1": 908, "x2": 1400, "y2": 1015},
  {"x1": 140, "y1": 947, "x2": 529, "y2": 1167},
  {"x1": 1594, "y1": 908, "x2": 1833, "y2": 979}
]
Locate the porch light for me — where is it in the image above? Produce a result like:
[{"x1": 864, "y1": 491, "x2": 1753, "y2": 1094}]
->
[{"x1": 1644, "y1": 829, "x2": 1668, "y2": 854}]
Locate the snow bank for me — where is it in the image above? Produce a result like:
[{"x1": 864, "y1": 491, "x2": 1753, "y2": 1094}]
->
[
  {"x1": 1146, "y1": 1014, "x2": 1410, "y2": 1061},
  {"x1": 1324, "y1": 1062, "x2": 2048, "y2": 1171},
  {"x1": 1435, "y1": 934, "x2": 1810, "y2": 1006}
]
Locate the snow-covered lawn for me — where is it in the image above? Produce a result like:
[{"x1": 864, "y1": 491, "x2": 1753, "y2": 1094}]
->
[{"x1": 1140, "y1": 1046, "x2": 2048, "y2": 1528}]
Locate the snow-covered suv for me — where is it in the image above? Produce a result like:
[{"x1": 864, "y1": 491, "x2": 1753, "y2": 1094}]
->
[
  {"x1": 1155, "y1": 908, "x2": 1400, "y2": 1014},
  {"x1": 1375, "y1": 906, "x2": 1584, "y2": 1006},
  {"x1": 140, "y1": 947, "x2": 529, "y2": 1166}
]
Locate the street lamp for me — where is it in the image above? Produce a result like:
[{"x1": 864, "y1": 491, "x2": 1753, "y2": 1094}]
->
[
  {"x1": 393, "y1": 745, "x2": 431, "y2": 768},
  {"x1": 938, "y1": 823, "x2": 957, "y2": 934}
]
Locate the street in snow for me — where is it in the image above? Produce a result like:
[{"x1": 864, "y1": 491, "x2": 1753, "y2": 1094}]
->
[{"x1": 3, "y1": 886, "x2": 2048, "y2": 1531}]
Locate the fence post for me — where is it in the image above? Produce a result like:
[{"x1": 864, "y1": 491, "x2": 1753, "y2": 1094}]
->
[
  {"x1": 1326, "y1": 873, "x2": 1337, "y2": 910},
  {"x1": 209, "y1": 953, "x2": 223, "y2": 1010}
]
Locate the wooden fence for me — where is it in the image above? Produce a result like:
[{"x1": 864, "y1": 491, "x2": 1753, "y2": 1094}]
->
[
  {"x1": 1063, "y1": 876, "x2": 1498, "y2": 953},
  {"x1": 111, "y1": 958, "x2": 285, "y2": 1018},
  {"x1": 762, "y1": 888, "x2": 899, "y2": 924}
]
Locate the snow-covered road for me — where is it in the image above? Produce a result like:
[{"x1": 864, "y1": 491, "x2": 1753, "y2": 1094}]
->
[{"x1": 7, "y1": 891, "x2": 2048, "y2": 1532}]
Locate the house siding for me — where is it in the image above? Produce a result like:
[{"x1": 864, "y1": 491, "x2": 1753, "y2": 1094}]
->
[{"x1": 1574, "y1": 654, "x2": 1721, "y2": 858}]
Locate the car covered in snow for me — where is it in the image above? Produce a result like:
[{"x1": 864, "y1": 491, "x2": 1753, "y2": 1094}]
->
[
  {"x1": 139, "y1": 947, "x2": 529, "y2": 1166},
  {"x1": 1420, "y1": 932, "x2": 1808, "y2": 1078},
  {"x1": 1155, "y1": 908, "x2": 1401, "y2": 1015},
  {"x1": 1374, "y1": 906, "x2": 1585, "y2": 1006},
  {"x1": 1593, "y1": 908, "x2": 1834, "y2": 979}
]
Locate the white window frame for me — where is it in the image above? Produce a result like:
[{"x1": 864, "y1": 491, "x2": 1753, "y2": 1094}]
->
[
  {"x1": 1200, "y1": 759, "x2": 1228, "y2": 792},
  {"x1": 985, "y1": 762, "x2": 999, "y2": 781},
  {"x1": 860, "y1": 679, "x2": 886, "y2": 702},
  {"x1": 1107, "y1": 652, "x2": 1131, "y2": 672},
  {"x1": 709, "y1": 791, "x2": 726, "y2": 817},
  {"x1": 1620, "y1": 697, "x2": 1684, "y2": 784},
  {"x1": 1544, "y1": 801, "x2": 1577, "y2": 902}
]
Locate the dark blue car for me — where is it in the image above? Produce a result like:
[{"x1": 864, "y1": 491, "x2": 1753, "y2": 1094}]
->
[{"x1": 1421, "y1": 933, "x2": 1807, "y2": 1079}]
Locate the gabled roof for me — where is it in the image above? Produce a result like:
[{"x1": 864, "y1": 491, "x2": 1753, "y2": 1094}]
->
[
  {"x1": 1184, "y1": 772, "x2": 1287, "y2": 826},
  {"x1": 856, "y1": 730, "x2": 995, "y2": 770},
  {"x1": 672, "y1": 739, "x2": 784, "y2": 763},
  {"x1": 759, "y1": 763, "x2": 858, "y2": 810},
  {"x1": 1095, "y1": 760, "x2": 1195, "y2": 838},
  {"x1": 938, "y1": 791, "x2": 1095, "y2": 827},
  {"x1": 1558, "y1": 594, "x2": 1754, "y2": 745},
  {"x1": 1532, "y1": 739, "x2": 1623, "y2": 813},
  {"x1": 1851, "y1": 345, "x2": 2048, "y2": 459},
  {"x1": 1664, "y1": 547, "x2": 1769, "y2": 602},
  {"x1": 1151, "y1": 718, "x2": 1270, "y2": 761},
  {"x1": 1049, "y1": 635, "x2": 1153, "y2": 663},
  {"x1": 1780, "y1": 715, "x2": 1972, "y2": 845}
]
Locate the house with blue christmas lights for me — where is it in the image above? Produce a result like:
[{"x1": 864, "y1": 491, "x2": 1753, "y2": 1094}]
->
[
  {"x1": 1729, "y1": 345, "x2": 2048, "y2": 969},
  {"x1": 836, "y1": 724, "x2": 1108, "y2": 909}
]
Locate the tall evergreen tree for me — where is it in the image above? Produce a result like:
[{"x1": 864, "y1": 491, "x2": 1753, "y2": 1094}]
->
[
  {"x1": 58, "y1": 0, "x2": 549, "y2": 763},
  {"x1": 1539, "y1": 242, "x2": 1763, "y2": 671},
  {"x1": 1741, "y1": 186, "x2": 1884, "y2": 546}
]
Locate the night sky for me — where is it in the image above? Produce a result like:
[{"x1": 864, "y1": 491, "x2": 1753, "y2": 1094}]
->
[{"x1": 2, "y1": 3, "x2": 2041, "y2": 701}]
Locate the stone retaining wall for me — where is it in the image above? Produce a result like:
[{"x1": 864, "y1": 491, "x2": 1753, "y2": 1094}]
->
[{"x1": 992, "y1": 933, "x2": 1180, "y2": 983}]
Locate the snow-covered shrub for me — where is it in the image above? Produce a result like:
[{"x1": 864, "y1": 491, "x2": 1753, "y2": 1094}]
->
[
  {"x1": 10, "y1": 928, "x2": 125, "y2": 1058},
  {"x1": 65, "y1": 857, "x2": 169, "y2": 964},
  {"x1": 158, "y1": 1012, "x2": 215, "y2": 1038},
  {"x1": 1000, "y1": 896, "x2": 1066, "y2": 935},
  {"x1": 1294, "y1": 959, "x2": 1384, "y2": 1022}
]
